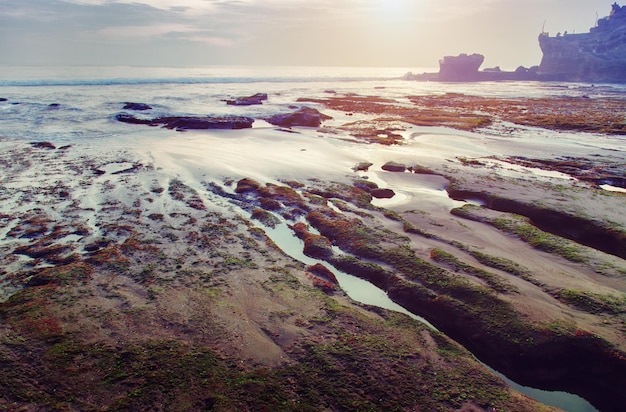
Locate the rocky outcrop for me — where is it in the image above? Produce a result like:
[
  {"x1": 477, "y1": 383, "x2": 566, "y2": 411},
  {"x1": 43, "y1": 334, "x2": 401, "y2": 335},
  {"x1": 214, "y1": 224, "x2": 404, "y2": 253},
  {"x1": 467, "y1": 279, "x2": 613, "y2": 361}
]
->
[
  {"x1": 306, "y1": 263, "x2": 338, "y2": 284},
  {"x1": 265, "y1": 107, "x2": 332, "y2": 127},
  {"x1": 225, "y1": 93, "x2": 268, "y2": 106},
  {"x1": 404, "y1": 54, "x2": 539, "y2": 82},
  {"x1": 386, "y1": 278, "x2": 626, "y2": 412},
  {"x1": 538, "y1": 3, "x2": 626, "y2": 82},
  {"x1": 116, "y1": 113, "x2": 254, "y2": 131},
  {"x1": 446, "y1": 187, "x2": 626, "y2": 259},
  {"x1": 438, "y1": 53, "x2": 485, "y2": 81}
]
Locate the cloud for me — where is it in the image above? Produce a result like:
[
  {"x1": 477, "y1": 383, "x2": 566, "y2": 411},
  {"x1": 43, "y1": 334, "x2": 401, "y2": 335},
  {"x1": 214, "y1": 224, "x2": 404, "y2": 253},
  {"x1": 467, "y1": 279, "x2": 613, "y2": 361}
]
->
[{"x1": 0, "y1": 0, "x2": 614, "y2": 67}]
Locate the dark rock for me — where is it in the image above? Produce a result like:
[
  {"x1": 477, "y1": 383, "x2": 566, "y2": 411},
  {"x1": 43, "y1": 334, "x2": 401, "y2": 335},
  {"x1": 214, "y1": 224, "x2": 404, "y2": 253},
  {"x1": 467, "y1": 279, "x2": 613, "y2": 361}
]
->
[
  {"x1": 225, "y1": 93, "x2": 268, "y2": 106},
  {"x1": 123, "y1": 102, "x2": 152, "y2": 111},
  {"x1": 266, "y1": 107, "x2": 332, "y2": 128},
  {"x1": 30, "y1": 141, "x2": 56, "y2": 150},
  {"x1": 26, "y1": 274, "x2": 53, "y2": 287},
  {"x1": 538, "y1": 4, "x2": 626, "y2": 82},
  {"x1": 116, "y1": 113, "x2": 254, "y2": 130},
  {"x1": 159, "y1": 116, "x2": 254, "y2": 130},
  {"x1": 115, "y1": 113, "x2": 154, "y2": 125},
  {"x1": 370, "y1": 188, "x2": 395, "y2": 199},
  {"x1": 381, "y1": 161, "x2": 406, "y2": 172}
]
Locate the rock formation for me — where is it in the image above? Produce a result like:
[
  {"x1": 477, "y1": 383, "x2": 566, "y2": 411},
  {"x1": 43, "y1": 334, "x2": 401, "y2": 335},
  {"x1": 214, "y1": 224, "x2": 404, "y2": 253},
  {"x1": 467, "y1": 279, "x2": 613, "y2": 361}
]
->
[
  {"x1": 265, "y1": 107, "x2": 332, "y2": 128},
  {"x1": 538, "y1": 2, "x2": 626, "y2": 82},
  {"x1": 438, "y1": 53, "x2": 485, "y2": 81},
  {"x1": 115, "y1": 113, "x2": 254, "y2": 130},
  {"x1": 225, "y1": 93, "x2": 268, "y2": 106},
  {"x1": 404, "y1": 54, "x2": 539, "y2": 82}
]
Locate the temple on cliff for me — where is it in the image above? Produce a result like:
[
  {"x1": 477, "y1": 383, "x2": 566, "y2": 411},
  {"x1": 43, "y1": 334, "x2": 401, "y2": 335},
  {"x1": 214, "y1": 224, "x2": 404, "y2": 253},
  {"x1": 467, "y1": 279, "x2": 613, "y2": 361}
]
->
[{"x1": 538, "y1": 2, "x2": 626, "y2": 82}]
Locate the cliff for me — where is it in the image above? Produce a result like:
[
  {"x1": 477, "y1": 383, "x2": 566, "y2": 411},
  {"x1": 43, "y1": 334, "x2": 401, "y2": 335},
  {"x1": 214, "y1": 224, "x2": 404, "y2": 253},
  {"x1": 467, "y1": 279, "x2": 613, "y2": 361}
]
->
[{"x1": 538, "y1": 2, "x2": 626, "y2": 82}]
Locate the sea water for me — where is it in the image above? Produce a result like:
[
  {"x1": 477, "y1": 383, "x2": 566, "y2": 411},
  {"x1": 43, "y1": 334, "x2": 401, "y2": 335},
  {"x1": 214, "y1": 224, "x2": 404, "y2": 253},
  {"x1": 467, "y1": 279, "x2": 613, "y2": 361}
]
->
[
  {"x1": 0, "y1": 64, "x2": 617, "y2": 412},
  {"x1": 2, "y1": 64, "x2": 625, "y2": 144}
]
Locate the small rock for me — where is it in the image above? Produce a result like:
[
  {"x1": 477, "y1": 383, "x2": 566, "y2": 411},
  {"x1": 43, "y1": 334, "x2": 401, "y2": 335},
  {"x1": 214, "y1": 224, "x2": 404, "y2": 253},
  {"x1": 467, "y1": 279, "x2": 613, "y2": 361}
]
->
[
  {"x1": 353, "y1": 162, "x2": 374, "y2": 172},
  {"x1": 30, "y1": 141, "x2": 56, "y2": 150},
  {"x1": 381, "y1": 161, "x2": 407, "y2": 172},
  {"x1": 123, "y1": 102, "x2": 152, "y2": 111},
  {"x1": 370, "y1": 188, "x2": 395, "y2": 199}
]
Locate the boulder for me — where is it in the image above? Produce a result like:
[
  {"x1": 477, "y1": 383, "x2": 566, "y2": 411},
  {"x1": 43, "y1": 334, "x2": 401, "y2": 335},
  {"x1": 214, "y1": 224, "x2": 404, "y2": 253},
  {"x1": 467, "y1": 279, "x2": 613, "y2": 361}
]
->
[
  {"x1": 266, "y1": 107, "x2": 332, "y2": 128},
  {"x1": 381, "y1": 161, "x2": 407, "y2": 172},
  {"x1": 370, "y1": 188, "x2": 395, "y2": 199},
  {"x1": 225, "y1": 93, "x2": 268, "y2": 106},
  {"x1": 123, "y1": 102, "x2": 152, "y2": 111}
]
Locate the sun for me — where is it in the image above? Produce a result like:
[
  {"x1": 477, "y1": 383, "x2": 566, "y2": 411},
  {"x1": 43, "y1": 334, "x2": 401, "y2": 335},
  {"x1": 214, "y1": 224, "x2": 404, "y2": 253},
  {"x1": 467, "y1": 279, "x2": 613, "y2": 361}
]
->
[{"x1": 369, "y1": 0, "x2": 420, "y2": 23}]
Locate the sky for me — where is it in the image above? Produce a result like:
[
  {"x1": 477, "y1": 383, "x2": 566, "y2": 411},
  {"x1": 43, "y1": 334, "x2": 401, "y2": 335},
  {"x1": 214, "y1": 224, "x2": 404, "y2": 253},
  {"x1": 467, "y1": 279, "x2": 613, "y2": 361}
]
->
[{"x1": 0, "y1": 0, "x2": 618, "y2": 69}]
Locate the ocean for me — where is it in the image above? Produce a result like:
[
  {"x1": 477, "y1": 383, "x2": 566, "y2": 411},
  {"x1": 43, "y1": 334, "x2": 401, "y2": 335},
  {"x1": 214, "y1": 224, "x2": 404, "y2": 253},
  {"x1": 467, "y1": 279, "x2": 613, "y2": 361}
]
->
[{"x1": 2, "y1": 64, "x2": 625, "y2": 144}]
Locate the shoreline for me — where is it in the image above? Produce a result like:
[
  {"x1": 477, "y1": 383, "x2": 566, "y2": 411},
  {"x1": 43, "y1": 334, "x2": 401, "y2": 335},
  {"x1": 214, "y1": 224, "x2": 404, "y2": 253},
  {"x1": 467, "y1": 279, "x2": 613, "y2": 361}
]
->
[{"x1": 1, "y1": 86, "x2": 625, "y2": 410}]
